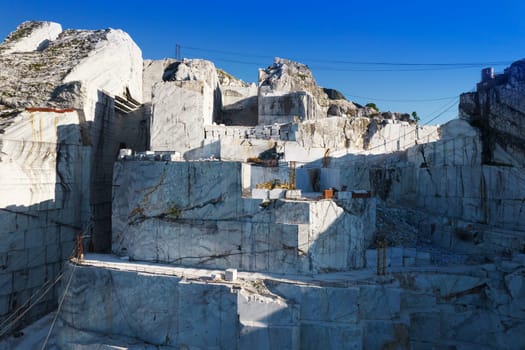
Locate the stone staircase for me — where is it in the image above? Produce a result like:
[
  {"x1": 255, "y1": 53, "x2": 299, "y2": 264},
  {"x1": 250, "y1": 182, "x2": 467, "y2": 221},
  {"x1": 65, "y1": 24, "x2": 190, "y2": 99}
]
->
[{"x1": 114, "y1": 94, "x2": 141, "y2": 114}]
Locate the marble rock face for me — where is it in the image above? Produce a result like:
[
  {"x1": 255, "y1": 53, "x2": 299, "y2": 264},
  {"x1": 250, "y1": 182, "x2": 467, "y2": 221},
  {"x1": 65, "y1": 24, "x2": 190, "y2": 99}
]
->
[
  {"x1": 459, "y1": 59, "x2": 525, "y2": 166},
  {"x1": 149, "y1": 59, "x2": 222, "y2": 153},
  {"x1": 218, "y1": 68, "x2": 258, "y2": 126},
  {"x1": 0, "y1": 21, "x2": 62, "y2": 55},
  {"x1": 57, "y1": 260, "x2": 525, "y2": 350},
  {"x1": 0, "y1": 21, "x2": 143, "y2": 128},
  {"x1": 150, "y1": 80, "x2": 213, "y2": 152},
  {"x1": 369, "y1": 105, "x2": 525, "y2": 255},
  {"x1": 163, "y1": 59, "x2": 219, "y2": 91},
  {"x1": 0, "y1": 20, "x2": 144, "y2": 330},
  {"x1": 0, "y1": 109, "x2": 88, "y2": 208},
  {"x1": 258, "y1": 58, "x2": 329, "y2": 107},
  {"x1": 296, "y1": 116, "x2": 438, "y2": 152},
  {"x1": 258, "y1": 58, "x2": 329, "y2": 124},
  {"x1": 112, "y1": 160, "x2": 375, "y2": 273}
]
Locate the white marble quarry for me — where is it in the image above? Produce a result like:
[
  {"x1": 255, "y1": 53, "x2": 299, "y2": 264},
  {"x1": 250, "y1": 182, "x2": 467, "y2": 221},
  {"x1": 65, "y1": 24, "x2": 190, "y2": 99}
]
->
[
  {"x1": 217, "y1": 138, "x2": 282, "y2": 162},
  {"x1": 221, "y1": 83, "x2": 257, "y2": 106},
  {"x1": 248, "y1": 165, "x2": 289, "y2": 189},
  {"x1": 57, "y1": 263, "x2": 238, "y2": 349},
  {"x1": 269, "y1": 188, "x2": 286, "y2": 199},
  {"x1": 285, "y1": 190, "x2": 302, "y2": 200},
  {"x1": 252, "y1": 188, "x2": 270, "y2": 199},
  {"x1": 281, "y1": 142, "x2": 326, "y2": 163},
  {"x1": 2, "y1": 17, "x2": 525, "y2": 350},
  {"x1": 439, "y1": 118, "x2": 479, "y2": 139},
  {"x1": 198, "y1": 120, "x2": 438, "y2": 163},
  {"x1": 168, "y1": 59, "x2": 220, "y2": 94},
  {"x1": 365, "y1": 247, "x2": 431, "y2": 269},
  {"x1": 225, "y1": 268, "x2": 237, "y2": 281},
  {"x1": 460, "y1": 59, "x2": 525, "y2": 164},
  {"x1": 0, "y1": 24, "x2": 143, "y2": 119}
]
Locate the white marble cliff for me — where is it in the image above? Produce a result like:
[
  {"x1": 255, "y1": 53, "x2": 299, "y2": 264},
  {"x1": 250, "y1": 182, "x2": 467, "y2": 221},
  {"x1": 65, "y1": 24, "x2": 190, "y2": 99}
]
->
[{"x1": 0, "y1": 20, "x2": 524, "y2": 350}]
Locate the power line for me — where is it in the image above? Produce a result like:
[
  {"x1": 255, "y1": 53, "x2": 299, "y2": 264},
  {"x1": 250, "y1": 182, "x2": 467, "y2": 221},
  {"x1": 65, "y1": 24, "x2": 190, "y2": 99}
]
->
[
  {"x1": 304, "y1": 65, "x2": 490, "y2": 72},
  {"x1": 342, "y1": 93, "x2": 458, "y2": 103},
  {"x1": 191, "y1": 56, "x2": 500, "y2": 72},
  {"x1": 181, "y1": 45, "x2": 272, "y2": 60},
  {"x1": 181, "y1": 45, "x2": 512, "y2": 67},
  {"x1": 422, "y1": 98, "x2": 460, "y2": 125},
  {"x1": 362, "y1": 98, "x2": 459, "y2": 153}
]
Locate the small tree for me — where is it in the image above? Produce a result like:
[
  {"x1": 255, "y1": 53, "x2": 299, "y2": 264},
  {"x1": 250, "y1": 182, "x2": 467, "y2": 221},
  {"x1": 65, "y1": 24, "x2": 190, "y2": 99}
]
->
[
  {"x1": 411, "y1": 111, "x2": 420, "y2": 123},
  {"x1": 366, "y1": 102, "x2": 378, "y2": 111}
]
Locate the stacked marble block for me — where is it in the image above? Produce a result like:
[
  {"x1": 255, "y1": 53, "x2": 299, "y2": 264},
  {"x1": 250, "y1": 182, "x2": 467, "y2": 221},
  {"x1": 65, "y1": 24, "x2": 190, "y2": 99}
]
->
[{"x1": 112, "y1": 160, "x2": 375, "y2": 274}]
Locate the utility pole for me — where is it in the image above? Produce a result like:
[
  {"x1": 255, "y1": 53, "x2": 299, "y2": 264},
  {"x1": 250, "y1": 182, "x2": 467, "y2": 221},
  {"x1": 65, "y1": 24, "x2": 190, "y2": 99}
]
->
[
  {"x1": 176, "y1": 44, "x2": 181, "y2": 60},
  {"x1": 289, "y1": 161, "x2": 296, "y2": 189},
  {"x1": 376, "y1": 240, "x2": 386, "y2": 276}
]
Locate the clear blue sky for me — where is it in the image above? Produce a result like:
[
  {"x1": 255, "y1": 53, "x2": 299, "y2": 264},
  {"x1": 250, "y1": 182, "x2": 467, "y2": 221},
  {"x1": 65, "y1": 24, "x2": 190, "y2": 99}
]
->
[{"x1": 1, "y1": 0, "x2": 524, "y2": 124}]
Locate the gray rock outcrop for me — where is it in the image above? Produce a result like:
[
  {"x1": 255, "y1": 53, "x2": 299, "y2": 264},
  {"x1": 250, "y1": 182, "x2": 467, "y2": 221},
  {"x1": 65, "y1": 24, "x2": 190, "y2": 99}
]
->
[
  {"x1": 0, "y1": 22, "x2": 142, "y2": 115},
  {"x1": 258, "y1": 57, "x2": 329, "y2": 124},
  {"x1": 259, "y1": 57, "x2": 329, "y2": 106},
  {"x1": 0, "y1": 21, "x2": 62, "y2": 55},
  {"x1": 460, "y1": 60, "x2": 525, "y2": 166}
]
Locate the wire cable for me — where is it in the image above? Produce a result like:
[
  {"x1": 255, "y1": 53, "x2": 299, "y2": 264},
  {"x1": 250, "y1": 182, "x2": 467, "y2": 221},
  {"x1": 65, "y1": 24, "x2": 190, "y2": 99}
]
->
[
  {"x1": 40, "y1": 262, "x2": 77, "y2": 350},
  {"x1": 0, "y1": 245, "x2": 76, "y2": 336},
  {"x1": 342, "y1": 93, "x2": 458, "y2": 103},
  {"x1": 0, "y1": 274, "x2": 63, "y2": 333},
  {"x1": 181, "y1": 45, "x2": 512, "y2": 67},
  {"x1": 191, "y1": 56, "x2": 500, "y2": 72},
  {"x1": 0, "y1": 271, "x2": 65, "y2": 338}
]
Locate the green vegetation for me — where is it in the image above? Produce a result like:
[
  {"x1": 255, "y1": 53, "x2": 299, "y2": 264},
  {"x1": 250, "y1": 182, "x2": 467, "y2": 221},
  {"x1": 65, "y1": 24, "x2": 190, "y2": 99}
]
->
[
  {"x1": 44, "y1": 37, "x2": 92, "y2": 56},
  {"x1": 6, "y1": 26, "x2": 33, "y2": 43},
  {"x1": 166, "y1": 202, "x2": 182, "y2": 218},
  {"x1": 259, "y1": 200, "x2": 271, "y2": 209},
  {"x1": 28, "y1": 62, "x2": 46, "y2": 71},
  {"x1": 1, "y1": 90, "x2": 15, "y2": 98},
  {"x1": 297, "y1": 72, "x2": 308, "y2": 80},
  {"x1": 366, "y1": 102, "x2": 378, "y2": 111},
  {"x1": 411, "y1": 111, "x2": 420, "y2": 123},
  {"x1": 217, "y1": 68, "x2": 236, "y2": 81}
]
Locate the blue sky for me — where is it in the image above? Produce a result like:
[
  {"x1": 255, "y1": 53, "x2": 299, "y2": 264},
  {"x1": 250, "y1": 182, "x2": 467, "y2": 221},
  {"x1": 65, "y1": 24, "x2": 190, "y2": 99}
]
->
[{"x1": 1, "y1": 0, "x2": 524, "y2": 124}]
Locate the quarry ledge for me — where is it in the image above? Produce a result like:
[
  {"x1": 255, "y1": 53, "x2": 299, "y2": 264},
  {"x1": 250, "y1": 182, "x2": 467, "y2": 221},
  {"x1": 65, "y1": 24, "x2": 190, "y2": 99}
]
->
[
  {"x1": 55, "y1": 254, "x2": 525, "y2": 349},
  {"x1": 73, "y1": 253, "x2": 502, "y2": 287}
]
